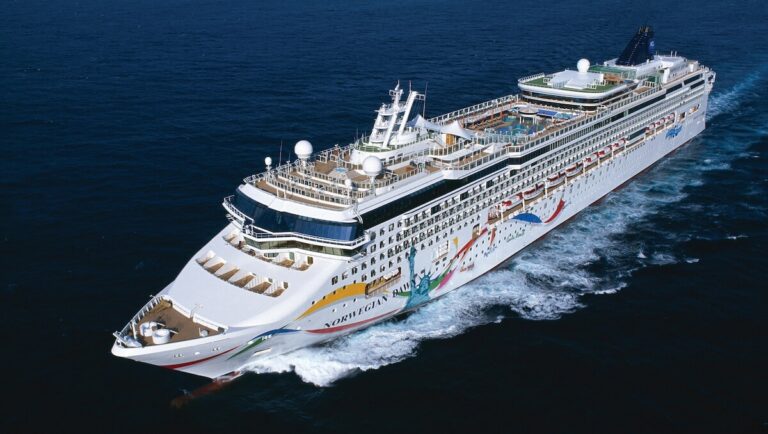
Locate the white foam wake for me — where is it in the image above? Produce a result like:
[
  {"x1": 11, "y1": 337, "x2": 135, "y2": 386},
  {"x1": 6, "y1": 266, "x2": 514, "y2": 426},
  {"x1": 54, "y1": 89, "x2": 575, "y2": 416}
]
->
[
  {"x1": 245, "y1": 75, "x2": 765, "y2": 387},
  {"x1": 707, "y1": 70, "x2": 763, "y2": 120}
]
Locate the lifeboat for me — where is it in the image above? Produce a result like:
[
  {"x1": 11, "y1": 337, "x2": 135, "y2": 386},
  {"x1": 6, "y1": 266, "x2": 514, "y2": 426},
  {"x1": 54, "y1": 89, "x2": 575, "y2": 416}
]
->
[
  {"x1": 522, "y1": 183, "x2": 544, "y2": 200},
  {"x1": 619, "y1": 138, "x2": 627, "y2": 146},
  {"x1": 500, "y1": 194, "x2": 522, "y2": 210},
  {"x1": 547, "y1": 172, "x2": 565, "y2": 187},
  {"x1": 598, "y1": 149, "x2": 609, "y2": 160},
  {"x1": 584, "y1": 155, "x2": 597, "y2": 168},
  {"x1": 655, "y1": 120, "x2": 664, "y2": 128},
  {"x1": 611, "y1": 142, "x2": 621, "y2": 151},
  {"x1": 565, "y1": 162, "x2": 582, "y2": 177}
]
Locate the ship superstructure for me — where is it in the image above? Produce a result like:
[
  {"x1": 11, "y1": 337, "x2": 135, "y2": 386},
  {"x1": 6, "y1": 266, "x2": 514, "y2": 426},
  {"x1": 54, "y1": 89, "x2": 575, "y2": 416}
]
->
[{"x1": 112, "y1": 27, "x2": 715, "y2": 378}]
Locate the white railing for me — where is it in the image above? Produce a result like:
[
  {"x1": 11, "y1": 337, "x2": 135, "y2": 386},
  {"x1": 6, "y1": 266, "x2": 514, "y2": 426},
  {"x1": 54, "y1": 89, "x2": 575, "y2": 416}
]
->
[
  {"x1": 242, "y1": 224, "x2": 369, "y2": 249},
  {"x1": 517, "y1": 72, "x2": 546, "y2": 83},
  {"x1": 429, "y1": 94, "x2": 519, "y2": 125},
  {"x1": 222, "y1": 196, "x2": 252, "y2": 223},
  {"x1": 115, "y1": 295, "x2": 167, "y2": 342}
]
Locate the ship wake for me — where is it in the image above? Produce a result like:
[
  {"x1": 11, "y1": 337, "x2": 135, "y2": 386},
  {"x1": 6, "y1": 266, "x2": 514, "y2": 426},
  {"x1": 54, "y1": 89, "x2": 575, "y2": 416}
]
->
[{"x1": 243, "y1": 75, "x2": 764, "y2": 387}]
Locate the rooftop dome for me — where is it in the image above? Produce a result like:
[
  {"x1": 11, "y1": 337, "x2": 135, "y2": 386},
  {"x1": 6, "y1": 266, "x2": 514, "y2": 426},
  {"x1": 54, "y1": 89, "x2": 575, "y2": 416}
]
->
[
  {"x1": 294, "y1": 140, "x2": 313, "y2": 160},
  {"x1": 362, "y1": 156, "x2": 383, "y2": 178},
  {"x1": 577, "y1": 58, "x2": 590, "y2": 74}
]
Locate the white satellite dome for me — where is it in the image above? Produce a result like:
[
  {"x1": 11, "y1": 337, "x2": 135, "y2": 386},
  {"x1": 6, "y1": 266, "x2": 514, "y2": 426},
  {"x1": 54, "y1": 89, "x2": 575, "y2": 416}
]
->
[
  {"x1": 294, "y1": 140, "x2": 313, "y2": 160},
  {"x1": 577, "y1": 58, "x2": 590, "y2": 74},
  {"x1": 264, "y1": 156, "x2": 272, "y2": 167},
  {"x1": 362, "y1": 156, "x2": 383, "y2": 178}
]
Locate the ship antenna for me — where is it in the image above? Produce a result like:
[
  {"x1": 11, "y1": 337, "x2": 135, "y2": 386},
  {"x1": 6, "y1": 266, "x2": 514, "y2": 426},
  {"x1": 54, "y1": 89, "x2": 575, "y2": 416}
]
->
[
  {"x1": 422, "y1": 81, "x2": 428, "y2": 117},
  {"x1": 279, "y1": 140, "x2": 283, "y2": 169}
]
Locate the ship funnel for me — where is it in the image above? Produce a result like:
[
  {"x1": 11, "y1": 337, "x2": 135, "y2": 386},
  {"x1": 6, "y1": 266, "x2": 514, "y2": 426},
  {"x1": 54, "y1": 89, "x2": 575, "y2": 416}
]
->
[{"x1": 616, "y1": 25, "x2": 655, "y2": 66}]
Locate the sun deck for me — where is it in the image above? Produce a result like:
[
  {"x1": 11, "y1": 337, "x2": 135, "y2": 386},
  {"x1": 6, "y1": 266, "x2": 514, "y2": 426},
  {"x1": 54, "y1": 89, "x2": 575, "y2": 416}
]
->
[
  {"x1": 136, "y1": 299, "x2": 220, "y2": 347},
  {"x1": 522, "y1": 75, "x2": 620, "y2": 93}
]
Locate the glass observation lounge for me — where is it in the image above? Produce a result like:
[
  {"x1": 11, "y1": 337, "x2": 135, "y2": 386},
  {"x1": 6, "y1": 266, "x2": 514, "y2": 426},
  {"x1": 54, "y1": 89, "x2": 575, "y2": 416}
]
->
[{"x1": 232, "y1": 189, "x2": 362, "y2": 242}]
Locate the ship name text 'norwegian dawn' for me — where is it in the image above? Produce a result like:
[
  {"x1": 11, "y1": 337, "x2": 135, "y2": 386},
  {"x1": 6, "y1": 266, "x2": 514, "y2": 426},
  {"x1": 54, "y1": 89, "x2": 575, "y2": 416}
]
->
[{"x1": 112, "y1": 26, "x2": 716, "y2": 379}]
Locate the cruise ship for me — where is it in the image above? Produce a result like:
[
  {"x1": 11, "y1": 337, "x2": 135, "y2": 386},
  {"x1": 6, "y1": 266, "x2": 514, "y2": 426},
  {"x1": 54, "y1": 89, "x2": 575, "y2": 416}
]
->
[{"x1": 112, "y1": 27, "x2": 715, "y2": 379}]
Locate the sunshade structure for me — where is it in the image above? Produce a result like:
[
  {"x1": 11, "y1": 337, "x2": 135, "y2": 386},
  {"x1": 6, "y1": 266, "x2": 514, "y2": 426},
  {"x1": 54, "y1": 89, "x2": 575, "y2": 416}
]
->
[{"x1": 408, "y1": 115, "x2": 474, "y2": 140}]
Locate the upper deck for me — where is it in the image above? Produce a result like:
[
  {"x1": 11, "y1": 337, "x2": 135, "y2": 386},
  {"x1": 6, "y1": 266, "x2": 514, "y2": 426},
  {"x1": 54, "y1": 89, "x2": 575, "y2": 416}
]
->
[
  {"x1": 238, "y1": 88, "x2": 637, "y2": 213},
  {"x1": 229, "y1": 50, "x2": 709, "y2": 245}
]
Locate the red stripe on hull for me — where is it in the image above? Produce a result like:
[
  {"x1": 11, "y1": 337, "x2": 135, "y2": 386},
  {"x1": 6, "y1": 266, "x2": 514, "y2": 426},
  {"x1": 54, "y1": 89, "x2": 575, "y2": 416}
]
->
[{"x1": 543, "y1": 199, "x2": 566, "y2": 223}]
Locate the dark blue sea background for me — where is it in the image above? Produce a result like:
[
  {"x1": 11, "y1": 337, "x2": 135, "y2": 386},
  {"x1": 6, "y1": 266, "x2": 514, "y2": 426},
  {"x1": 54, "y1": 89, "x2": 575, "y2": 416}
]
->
[{"x1": 2, "y1": 0, "x2": 767, "y2": 432}]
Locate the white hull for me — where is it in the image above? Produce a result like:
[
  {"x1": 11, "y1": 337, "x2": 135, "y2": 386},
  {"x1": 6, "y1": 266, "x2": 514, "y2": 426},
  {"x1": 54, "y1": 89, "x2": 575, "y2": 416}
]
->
[{"x1": 113, "y1": 93, "x2": 708, "y2": 379}]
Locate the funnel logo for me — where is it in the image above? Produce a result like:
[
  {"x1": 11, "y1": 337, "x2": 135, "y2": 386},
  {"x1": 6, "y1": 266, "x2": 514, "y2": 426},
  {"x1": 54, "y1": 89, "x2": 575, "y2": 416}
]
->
[{"x1": 649, "y1": 39, "x2": 656, "y2": 54}]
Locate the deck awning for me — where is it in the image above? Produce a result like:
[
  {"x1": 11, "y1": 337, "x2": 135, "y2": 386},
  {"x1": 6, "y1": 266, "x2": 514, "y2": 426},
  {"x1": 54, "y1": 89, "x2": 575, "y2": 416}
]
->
[
  {"x1": 408, "y1": 115, "x2": 474, "y2": 140},
  {"x1": 407, "y1": 114, "x2": 442, "y2": 132},
  {"x1": 440, "y1": 120, "x2": 474, "y2": 140}
]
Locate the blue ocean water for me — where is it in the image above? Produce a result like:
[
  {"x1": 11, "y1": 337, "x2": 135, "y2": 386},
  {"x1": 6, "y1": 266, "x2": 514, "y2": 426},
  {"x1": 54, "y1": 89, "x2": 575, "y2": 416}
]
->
[{"x1": 1, "y1": 0, "x2": 767, "y2": 432}]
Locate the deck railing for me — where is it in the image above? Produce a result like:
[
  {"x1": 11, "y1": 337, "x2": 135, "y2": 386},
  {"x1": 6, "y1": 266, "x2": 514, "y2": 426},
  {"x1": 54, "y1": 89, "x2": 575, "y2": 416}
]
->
[
  {"x1": 429, "y1": 94, "x2": 519, "y2": 125},
  {"x1": 242, "y1": 224, "x2": 369, "y2": 249},
  {"x1": 223, "y1": 196, "x2": 253, "y2": 223},
  {"x1": 115, "y1": 295, "x2": 168, "y2": 343}
]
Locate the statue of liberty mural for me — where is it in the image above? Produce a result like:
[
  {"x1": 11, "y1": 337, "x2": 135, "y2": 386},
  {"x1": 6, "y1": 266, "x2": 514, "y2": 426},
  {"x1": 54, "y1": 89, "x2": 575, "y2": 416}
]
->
[{"x1": 405, "y1": 246, "x2": 432, "y2": 309}]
